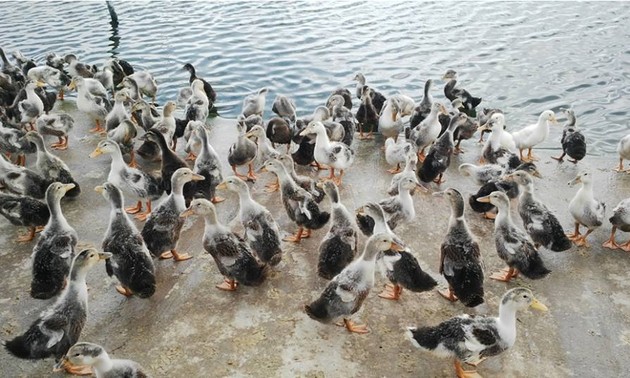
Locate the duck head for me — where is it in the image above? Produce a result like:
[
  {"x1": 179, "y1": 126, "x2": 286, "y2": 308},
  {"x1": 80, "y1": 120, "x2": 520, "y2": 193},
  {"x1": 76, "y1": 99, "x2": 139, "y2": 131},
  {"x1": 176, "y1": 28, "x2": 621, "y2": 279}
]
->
[
  {"x1": 89, "y1": 139, "x2": 120, "y2": 158},
  {"x1": 501, "y1": 287, "x2": 548, "y2": 312},
  {"x1": 180, "y1": 198, "x2": 215, "y2": 218},
  {"x1": 216, "y1": 176, "x2": 249, "y2": 193},
  {"x1": 442, "y1": 69, "x2": 457, "y2": 80},
  {"x1": 568, "y1": 170, "x2": 592, "y2": 187},
  {"x1": 299, "y1": 121, "x2": 326, "y2": 137},
  {"x1": 55, "y1": 342, "x2": 107, "y2": 371}
]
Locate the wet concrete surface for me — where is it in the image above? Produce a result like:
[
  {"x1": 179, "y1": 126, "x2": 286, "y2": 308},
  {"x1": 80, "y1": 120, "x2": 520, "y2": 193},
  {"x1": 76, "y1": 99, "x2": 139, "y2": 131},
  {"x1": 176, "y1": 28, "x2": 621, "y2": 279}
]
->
[{"x1": 1, "y1": 101, "x2": 630, "y2": 378}]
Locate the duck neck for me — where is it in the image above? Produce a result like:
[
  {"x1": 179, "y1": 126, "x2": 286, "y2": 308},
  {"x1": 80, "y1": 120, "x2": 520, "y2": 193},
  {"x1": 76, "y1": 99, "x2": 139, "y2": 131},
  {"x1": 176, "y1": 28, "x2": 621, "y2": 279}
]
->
[
  {"x1": 31, "y1": 135, "x2": 49, "y2": 161},
  {"x1": 237, "y1": 187, "x2": 255, "y2": 209},
  {"x1": 113, "y1": 98, "x2": 126, "y2": 112},
  {"x1": 47, "y1": 194, "x2": 70, "y2": 229},
  {"x1": 449, "y1": 198, "x2": 465, "y2": 223},
  {"x1": 92, "y1": 353, "x2": 113, "y2": 376},
  {"x1": 398, "y1": 187, "x2": 414, "y2": 210},
  {"x1": 519, "y1": 182, "x2": 535, "y2": 200},
  {"x1": 313, "y1": 128, "x2": 331, "y2": 149},
  {"x1": 425, "y1": 107, "x2": 439, "y2": 125},
  {"x1": 576, "y1": 181, "x2": 593, "y2": 201},
  {"x1": 489, "y1": 126, "x2": 503, "y2": 145},
  {"x1": 25, "y1": 86, "x2": 38, "y2": 102},
  {"x1": 423, "y1": 80, "x2": 433, "y2": 103},
  {"x1": 187, "y1": 66, "x2": 197, "y2": 81},
  {"x1": 108, "y1": 148, "x2": 127, "y2": 173},
  {"x1": 536, "y1": 114, "x2": 551, "y2": 134},
  {"x1": 69, "y1": 263, "x2": 89, "y2": 285},
  {"x1": 494, "y1": 203, "x2": 512, "y2": 228},
  {"x1": 498, "y1": 303, "x2": 518, "y2": 338},
  {"x1": 202, "y1": 211, "x2": 219, "y2": 227}
]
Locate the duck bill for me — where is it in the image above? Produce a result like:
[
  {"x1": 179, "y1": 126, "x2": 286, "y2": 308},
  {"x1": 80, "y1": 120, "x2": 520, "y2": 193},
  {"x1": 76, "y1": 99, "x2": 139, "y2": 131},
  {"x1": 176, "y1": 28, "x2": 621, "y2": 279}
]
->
[
  {"x1": 415, "y1": 183, "x2": 429, "y2": 193},
  {"x1": 94, "y1": 185, "x2": 104, "y2": 194},
  {"x1": 550, "y1": 116, "x2": 558, "y2": 125},
  {"x1": 389, "y1": 241, "x2": 405, "y2": 252},
  {"x1": 36, "y1": 81, "x2": 47, "y2": 87},
  {"x1": 568, "y1": 176, "x2": 581, "y2": 186},
  {"x1": 260, "y1": 166, "x2": 268, "y2": 173},
  {"x1": 61, "y1": 183, "x2": 76, "y2": 193},
  {"x1": 299, "y1": 129, "x2": 308, "y2": 137},
  {"x1": 356, "y1": 206, "x2": 365, "y2": 216},
  {"x1": 216, "y1": 181, "x2": 228, "y2": 190},
  {"x1": 68, "y1": 80, "x2": 76, "y2": 91},
  {"x1": 476, "y1": 195, "x2": 491, "y2": 203},
  {"x1": 503, "y1": 174, "x2": 514, "y2": 181},
  {"x1": 99, "y1": 252, "x2": 113, "y2": 260},
  {"x1": 89, "y1": 147, "x2": 102, "y2": 158},
  {"x1": 191, "y1": 173, "x2": 205, "y2": 181},
  {"x1": 315, "y1": 181, "x2": 324, "y2": 189},
  {"x1": 53, "y1": 357, "x2": 68, "y2": 371},
  {"x1": 478, "y1": 123, "x2": 490, "y2": 132},
  {"x1": 432, "y1": 191, "x2": 444, "y2": 198},
  {"x1": 531, "y1": 170, "x2": 543, "y2": 178},
  {"x1": 180, "y1": 208, "x2": 194, "y2": 218},
  {"x1": 530, "y1": 298, "x2": 548, "y2": 312}
]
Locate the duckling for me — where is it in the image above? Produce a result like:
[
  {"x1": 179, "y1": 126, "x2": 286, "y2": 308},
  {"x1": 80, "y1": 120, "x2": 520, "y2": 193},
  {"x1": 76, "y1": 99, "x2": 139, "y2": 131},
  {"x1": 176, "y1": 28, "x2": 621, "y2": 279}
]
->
[
  {"x1": 71, "y1": 77, "x2": 111, "y2": 133},
  {"x1": 305, "y1": 233, "x2": 403, "y2": 334},
  {"x1": 93, "y1": 63, "x2": 115, "y2": 96},
  {"x1": 317, "y1": 181, "x2": 357, "y2": 280},
  {"x1": 262, "y1": 159, "x2": 330, "y2": 242},
  {"x1": 237, "y1": 113, "x2": 264, "y2": 132},
  {"x1": 56, "y1": 342, "x2": 148, "y2": 378},
  {"x1": 479, "y1": 112, "x2": 518, "y2": 165},
  {"x1": 181, "y1": 199, "x2": 268, "y2": 290},
  {"x1": 24, "y1": 131, "x2": 80, "y2": 198},
  {"x1": 183, "y1": 63, "x2": 217, "y2": 104},
  {"x1": 387, "y1": 152, "x2": 418, "y2": 196},
  {"x1": 141, "y1": 168, "x2": 203, "y2": 261},
  {"x1": 64, "y1": 54, "x2": 94, "y2": 78},
  {"x1": 476, "y1": 108, "x2": 504, "y2": 143},
  {"x1": 477, "y1": 191, "x2": 551, "y2": 282},
  {"x1": 407, "y1": 287, "x2": 547, "y2": 378},
  {"x1": 409, "y1": 102, "x2": 449, "y2": 162},
  {"x1": 410, "y1": 79, "x2": 434, "y2": 128},
  {"x1": 185, "y1": 79, "x2": 209, "y2": 123},
  {"x1": 0, "y1": 154, "x2": 48, "y2": 199},
  {"x1": 30, "y1": 182, "x2": 78, "y2": 299},
  {"x1": 143, "y1": 129, "x2": 188, "y2": 196},
  {"x1": 36, "y1": 112, "x2": 74, "y2": 150},
  {"x1": 441, "y1": 69, "x2": 482, "y2": 116},
  {"x1": 328, "y1": 94, "x2": 356, "y2": 146},
  {"x1": 18, "y1": 81, "x2": 45, "y2": 128},
  {"x1": 418, "y1": 113, "x2": 467, "y2": 185},
  {"x1": 0, "y1": 121, "x2": 34, "y2": 165},
  {"x1": 127, "y1": 71, "x2": 158, "y2": 103},
  {"x1": 376, "y1": 176, "x2": 424, "y2": 231},
  {"x1": 458, "y1": 162, "x2": 511, "y2": 186},
  {"x1": 107, "y1": 119, "x2": 138, "y2": 167},
  {"x1": 272, "y1": 94, "x2": 297, "y2": 122},
  {"x1": 551, "y1": 109, "x2": 586, "y2": 163},
  {"x1": 89, "y1": 139, "x2": 163, "y2": 221},
  {"x1": 506, "y1": 170, "x2": 571, "y2": 251},
  {"x1": 26, "y1": 66, "x2": 64, "y2": 89},
  {"x1": 217, "y1": 176, "x2": 282, "y2": 266},
  {"x1": 131, "y1": 99, "x2": 159, "y2": 131},
  {"x1": 0, "y1": 193, "x2": 49, "y2": 242},
  {"x1": 355, "y1": 86, "x2": 379, "y2": 139},
  {"x1": 452, "y1": 111, "x2": 478, "y2": 153},
  {"x1": 511, "y1": 110, "x2": 557, "y2": 162},
  {"x1": 246, "y1": 124, "x2": 281, "y2": 170},
  {"x1": 385, "y1": 136, "x2": 413, "y2": 174},
  {"x1": 567, "y1": 171, "x2": 606, "y2": 247},
  {"x1": 5, "y1": 248, "x2": 110, "y2": 375},
  {"x1": 105, "y1": 91, "x2": 131, "y2": 132},
  {"x1": 278, "y1": 154, "x2": 325, "y2": 202},
  {"x1": 326, "y1": 88, "x2": 352, "y2": 110},
  {"x1": 290, "y1": 120, "x2": 317, "y2": 166},
  {"x1": 228, "y1": 121, "x2": 258, "y2": 182},
  {"x1": 151, "y1": 101, "x2": 178, "y2": 150},
  {"x1": 353, "y1": 73, "x2": 386, "y2": 113},
  {"x1": 191, "y1": 124, "x2": 223, "y2": 203},
  {"x1": 390, "y1": 94, "x2": 415, "y2": 117},
  {"x1": 241, "y1": 87, "x2": 268, "y2": 118},
  {"x1": 613, "y1": 133, "x2": 630, "y2": 172},
  {"x1": 433, "y1": 188, "x2": 484, "y2": 307},
  {"x1": 109, "y1": 58, "x2": 135, "y2": 87},
  {"x1": 602, "y1": 198, "x2": 630, "y2": 251},
  {"x1": 299, "y1": 121, "x2": 355, "y2": 185},
  {"x1": 266, "y1": 117, "x2": 293, "y2": 153},
  {"x1": 379, "y1": 98, "x2": 403, "y2": 141},
  {"x1": 96, "y1": 182, "x2": 156, "y2": 298}
]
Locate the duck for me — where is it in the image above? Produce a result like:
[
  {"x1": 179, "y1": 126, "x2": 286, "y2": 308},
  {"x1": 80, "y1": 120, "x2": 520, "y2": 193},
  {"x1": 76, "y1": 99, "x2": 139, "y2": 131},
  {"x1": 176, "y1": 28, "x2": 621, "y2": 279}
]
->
[
  {"x1": 246, "y1": 124, "x2": 281, "y2": 171},
  {"x1": 35, "y1": 112, "x2": 74, "y2": 150},
  {"x1": 93, "y1": 62, "x2": 115, "y2": 96},
  {"x1": 327, "y1": 94, "x2": 356, "y2": 146},
  {"x1": 64, "y1": 54, "x2": 94, "y2": 78},
  {"x1": 418, "y1": 113, "x2": 468, "y2": 185},
  {"x1": 271, "y1": 94, "x2": 297, "y2": 122},
  {"x1": 56, "y1": 342, "x2": 148, "y2": 378},
  {"x1": 24, "y1": 131, "x2": 80, "y2": 198},
  {"x1": 602, "y1": 198, "x2": 630, "y2": 251},
  {"x1": 379, "y1": 98, "x2": 403, "y2": 142},
  {"x1": 141, "y1": 167, "x2": 203, "y2": 261},
  {"x1": 71, "y1": 76, "x2": 111, "y2": 133},
  {"x1": 511, "y1": 110, "x2": 557, "y2": 162},
  {"x1": 119, "y1": 76, "x2": 141, "y2": 102},
  {"x1": 567, "y1": 171, "x2": 606, "y2": 247},
  {"x1": 387, "y1": 152, "x2": 418, "y2": 196},
  {"x1": 241, "y1": 87, "x2": 268, "y2": 118},
  {"x1": 104, "y1": 91, "x2": 131, "y2": 132},
  {"x1": 410, "y1": 79, "x2": 434, "y2": 128},
  {"x1": 406, "y1": 287, "x2": 547, "y2": 378},
  {"x1": 458, "y1": 160, "x2": 517, "y2": 186},
  {"x1": 217, "y1": 176, "x2": 282, "y2": 266},
  {"x1": 126, "y1": 71, "x2": 158, "y2": 103},
  {"x1": 131, "y1": 99, "x2": 159, "y2": 131},
  {"x1": 5, "y1": 248, "x2": 110, "y2": 375},
  {"x1": 317, "y1": 181, "x2": 357, "y2": 280},
  {"x1": 477, "y1": 191, "x2": 551, "y2": 282},
  {"x1": 614, "y1": 134, "x2": 630, "y2": 172},
  {"x1": 390, "y1": 94, "x2": 415, "y2": 117},
  {"x1": 476, "y1": 108, "x2": 504, "y2": 143},
  {"x1": 89, "y1": 139, "x2": 163, "y2": 221},
  {"x1": 190, "y1": 123, "x2": 224, "y2": 203},
  {"x1": 228, "y1": 120, "x2": 258, "y2": 181},
  {"x1": 183, "y1": 63, "x2": 217, "y2": 104},
  {"x1": 375, "y1": 176, "x2": 423, "y2": 231},
  {"x1": 151, "y1": 101, "x2": 178, "y2": 149},
  {"x1": 185, "y1": 79, "x2": 209, "y2": 123},
  {"x1": 355, "y1": 86, "x2": 380, "y2": 139},
  {"x1": 237, "y1": 113, "x2": 264, "y2": 132},
  {"x1": 109, "y1": 58, "x2": 135, "y2": 87},
  {"x1": 479, "y1": 112, "x2": 518, "y2": 165},
  {"x1": 552, "y1": 109, "x2": 586, "y2": 163},
  {"x1": 304, "y1": 233, "x2": 403, "y2": 334},
  {"x1": 96, "y1": 182, "x2": 156, "y2": 298},
  {"x1": 290, "y1": 120, "x2": 317, "y2": 166},
  {"x1": 278, "y1": 154, "x2": 325, "y2": 202},
  {"x1": 266, "y1": 116, "x2": 293, "y2": 153},
  {"x1": 353, "y1": 73, "x2": 386, "y2": 113},
  {"x1": 326, "y1": 88, "x2": 352, "y2": 110},
  {"x1": 385, "y1": 136, "x2": 413, "y2": 174},
  {"x1": 433, "y1": 188, "x2": 484, "y2": 307},
  {"x1": 409, "y1": 102, "x2": 448, "y2": 162},
  {"x1": 143, "y1": 129, "x2": 189, "y2": 196},
  {"x1": 107, "y1": 119, "x2": 138, "y2": 167},
  {"x1": 29, "y1": 182, "x2": 78, "y2": 299},
  {"x1": 506, "y1": 170, "x2": 572, "y2": 251},
  {"x1": 452, "y1": 111, "x2": 478, "y2": 153},
  {"x1": 181, "y1": 198, "x2": 268, "y2": 291},
  {"x1": 0, "y1": 193, "x2": 49, "y2": 242},
  {"x1": 261, "y1": 159, "x2": 330, "y2": 242},
  {"x1": 299, "y1": 121, "x2": 355, "y2": 185},
  {"x1": 26, "y1": 66, "x2": 64, "y2": 89},
  {"x1": 18, "y1": 81, "x2": 45, "y2": 128},
  {"x1": 441, "y1": 69, "x2": 482, "y2": 116},
  {"x1": 0, "y1": 120, "x2": 35, "y2": 165},
  {"x1": 134, "y1": 102, "x2": 174, "y2": 162},
  {"x1": 0, "y1": 47, "x2": 25, "y2": 83},
  {"x1": 0, "y1": 153, "x2": 48, "y2": 199}
]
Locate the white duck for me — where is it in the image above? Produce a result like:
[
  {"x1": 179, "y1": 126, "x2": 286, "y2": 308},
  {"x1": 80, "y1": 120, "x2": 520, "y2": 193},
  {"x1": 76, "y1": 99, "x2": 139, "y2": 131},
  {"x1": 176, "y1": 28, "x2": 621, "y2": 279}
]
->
[
  {"x1": 614, "y1": 133, "x2": 630, "y2": 172},
  {"x1": 378, "y1": 98, "x2": 403, "y2": 140},
  {"x1": 384, "y1": 137, "x2": 414, "y2": 174},
  {"x1": 409, "y1": 102, "x2": 448, "y2": 161},
  {"x1": 479, "y1": 113, "x2": 517, "y2": 165},
  {"x1": 18, "y1": 81, "x2": 45, "y2": 128},
  {"x1": 567, "y1": 171, "x2": 606, "y2": 247},
  {"x1": 241, "y1": 87, "x2": 269, "y2": 118},
  {"x1": 511, "y1": 110, "x2": 557, "y2": 162},
  {"x1": 71, "y1": 76, "x2": 111, "y2": 133},
  {"x1": 299, "y1": 121, "x2": 355, "y2": 185}
]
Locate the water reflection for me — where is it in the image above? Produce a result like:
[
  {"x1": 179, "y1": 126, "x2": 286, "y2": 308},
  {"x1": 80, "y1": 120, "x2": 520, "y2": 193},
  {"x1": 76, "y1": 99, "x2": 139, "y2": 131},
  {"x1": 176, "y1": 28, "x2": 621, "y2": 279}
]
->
[{"x1": 106, "y1": 1, "x2": 120, "y2": 57}]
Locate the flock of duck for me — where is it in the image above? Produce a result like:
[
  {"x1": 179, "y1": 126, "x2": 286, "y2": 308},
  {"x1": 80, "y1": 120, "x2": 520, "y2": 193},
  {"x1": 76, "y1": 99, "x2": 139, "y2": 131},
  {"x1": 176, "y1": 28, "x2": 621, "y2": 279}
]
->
[{"x1": 0, "y1": 45, "x2": 629, "y2": 378}]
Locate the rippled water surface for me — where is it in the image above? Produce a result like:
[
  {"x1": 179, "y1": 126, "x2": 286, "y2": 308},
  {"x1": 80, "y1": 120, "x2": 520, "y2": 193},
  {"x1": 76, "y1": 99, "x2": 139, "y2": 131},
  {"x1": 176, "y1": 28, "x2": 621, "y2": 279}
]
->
[{"x1": 2, "y1": 1, "x2": 629, "y2": 154}]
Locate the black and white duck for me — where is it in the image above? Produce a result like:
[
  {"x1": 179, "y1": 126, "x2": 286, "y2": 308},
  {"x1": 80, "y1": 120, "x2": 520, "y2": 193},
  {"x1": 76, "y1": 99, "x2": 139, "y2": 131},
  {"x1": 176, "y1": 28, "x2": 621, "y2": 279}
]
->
[
  {"x1": 551, "y1": 108, "x2": 586, "y2": 164},
  {"x1": 181, "y1": 198, "x2": 268, "y2": 291},
  {"x1": 355, "y1": 86, "x2": 380, "y2": 140},
  {"x1": 567, "y1": 171, "x2": 606, "y2": 247},
  {"x1": 317, "y1": 181, "x2": 357, "y2": 280},
  {"x1": 277, "y1": 154, "x2": 325, "y2": 202},
  {"x1": 96, "y1": 182, "x2": 156, "y2": 298},
  {"x1": 305, "y1": 233, "x2": 403, "y2": 334},
  {"x1": 369, "y1": 176, "x2": 423, "y2": 231},
  {"x1": 0, "y1": 153, "x2": 48, "y2": 199},
  {"x1": 326, "y1": 88, "x2": 352, "y2": 110},
  {"x1": 183, "y1": 63, "x2": 217, "y2": 104},
  {"x1": 409, "y1": 102, "x2": 448, "y2": 162},
  {"x1": 328, "y1": 94, "x2": 356, "y2": 146},
  {"x1": 384, "y1": 136, "x2": 413, "y2": 174},
  {"x1": 5, "y1": 248, "x2": 111, "y2": 375},
  {"x1": 0, "y1": 193, "x2": 49, "y2": 242},
  {"x1": 35, "y1": 112, "x2": 74, "y2": 150},
  {"x1": 441, "y1": 69, "x2": 482, "y2": 116},
  {"x1": 407, "y1": 287, "x2": 547, "y2": 378},
  {"x1": 217, "y1": 176, "x2": 282, "y2": 266},
  {"x1": 141, "y1": 167, "x2": 203, "y2": 261},
  {"x1": 104, "y1": 91, "x2": 131, "y2": 132},
  {"x1": 410, "y1": 79, "x2": 434, "y2": 128},
  {"x1": 477, "y1": 191, "x2": 551, "y2": 282},
  {"x1": 433, "y1": 188, "x2": 484, "y2": 307},
  {"x1": 418, "y1": 113, "x2": 468, "y2": 185},
  {"x1": 228, "y1": 120, "x2": 258, "y2": 182},
  {"x1": 299, "y1": 121, "x2": 355, "y2": 185},
  {"x1": 387, "y1": 152, "x2": 418, "y2": 196},
  {"x1": 353, "y1": 73, "x2": 386, "y2": 113},
  {"x1": 56, "y1": 342, "x2": 148, "y2": 378},
  {"x1": 190, "y1": 123, "x2": 224, "y2": 203},
  {"x1": 143, "y1": 129, "x2": 190, "y2": 198},
  {"x1": 602, "y1": 198, "x2": 630, "y2": 251},
  {"x1": 30, "y1": 182, "x2": 78, "y2": 299},
  {"x1": 107, "y1": 119, "x2": 138, "y2": 167},
  {"x1": 184, "y1": 79, "x2": 209, "y2": 123},
  {"x1": 0, "y1": 120, "x2": 34, "y2": 165}
]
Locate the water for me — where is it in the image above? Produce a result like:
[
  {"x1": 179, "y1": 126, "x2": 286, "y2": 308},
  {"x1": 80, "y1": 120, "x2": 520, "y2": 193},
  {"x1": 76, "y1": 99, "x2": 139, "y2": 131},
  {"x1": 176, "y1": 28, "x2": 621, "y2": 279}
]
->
[{"x1": 1, "y1": 1, "x2": 629, "y2": 154}]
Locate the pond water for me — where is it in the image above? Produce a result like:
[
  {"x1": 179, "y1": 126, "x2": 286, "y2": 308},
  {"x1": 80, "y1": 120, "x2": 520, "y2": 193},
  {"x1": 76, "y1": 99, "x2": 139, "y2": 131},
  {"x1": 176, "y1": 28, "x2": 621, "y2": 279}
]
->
[{"x1": 1, "y1": 1, "x2": 629, "y2": 154}]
